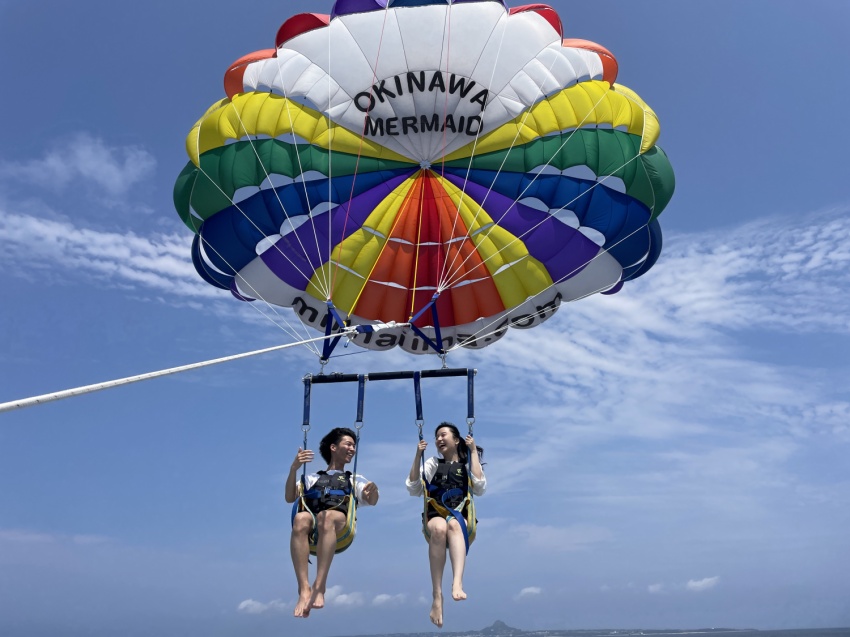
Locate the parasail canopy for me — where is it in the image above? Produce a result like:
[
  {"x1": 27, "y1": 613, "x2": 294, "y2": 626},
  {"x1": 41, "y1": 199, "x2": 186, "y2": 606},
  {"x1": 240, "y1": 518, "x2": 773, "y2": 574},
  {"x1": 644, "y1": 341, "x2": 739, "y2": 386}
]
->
[{"x1": 174, "y1": 0, "x2": 675, "y2": 356}]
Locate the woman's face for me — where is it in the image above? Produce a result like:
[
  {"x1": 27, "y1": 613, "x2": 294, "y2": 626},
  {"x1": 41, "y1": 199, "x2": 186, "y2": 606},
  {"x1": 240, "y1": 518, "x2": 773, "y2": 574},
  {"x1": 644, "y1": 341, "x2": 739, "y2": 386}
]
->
[{"x1": 435, "y1": 426, "x2": 459, "y2": 456}]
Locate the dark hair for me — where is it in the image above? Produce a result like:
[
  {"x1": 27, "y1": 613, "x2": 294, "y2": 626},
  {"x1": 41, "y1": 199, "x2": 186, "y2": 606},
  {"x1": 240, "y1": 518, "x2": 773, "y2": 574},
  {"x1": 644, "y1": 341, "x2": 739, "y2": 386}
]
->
[
  {"x1": 435, "y1": 421, "x2": 484, "y2": 463},
  {"x1": 319, "y1": 427, "x2": 357, "y2": 464}
]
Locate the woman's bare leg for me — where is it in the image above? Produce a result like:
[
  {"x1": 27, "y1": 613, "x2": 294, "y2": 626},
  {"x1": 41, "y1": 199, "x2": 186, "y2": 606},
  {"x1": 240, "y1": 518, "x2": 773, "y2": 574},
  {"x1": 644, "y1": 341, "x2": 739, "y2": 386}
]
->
[
  {"x1": 446, "y1": 519, "x2": 467, "y2": 600},
  {"x1": 426, "y1": 517, "x2": 448, "y2": 628}
]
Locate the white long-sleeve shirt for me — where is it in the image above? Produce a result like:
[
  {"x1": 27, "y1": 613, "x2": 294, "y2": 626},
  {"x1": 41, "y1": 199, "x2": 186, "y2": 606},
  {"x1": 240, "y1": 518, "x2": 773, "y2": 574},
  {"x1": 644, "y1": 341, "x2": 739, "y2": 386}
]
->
[{"x1": 406, "y1": 457, "x2": 486, "y2": 497}]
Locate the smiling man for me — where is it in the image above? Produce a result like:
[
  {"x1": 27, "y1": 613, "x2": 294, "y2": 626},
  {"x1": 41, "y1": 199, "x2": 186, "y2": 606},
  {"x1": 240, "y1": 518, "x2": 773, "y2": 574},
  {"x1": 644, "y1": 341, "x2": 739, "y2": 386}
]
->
[{"x1": 285, "y1": 427, "x2": 379, "y2": 618}]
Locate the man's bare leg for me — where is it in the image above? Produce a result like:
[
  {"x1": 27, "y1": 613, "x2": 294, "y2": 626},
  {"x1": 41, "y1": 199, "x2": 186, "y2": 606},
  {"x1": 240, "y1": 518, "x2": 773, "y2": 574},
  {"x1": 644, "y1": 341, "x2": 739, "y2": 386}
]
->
[
  {"x1": 446, "y1": 519, "x2": 467, "y2": 601},
  {"x1": 290, "y1": 512, "x2": 315, "y2": 617},
  {"x1": 305, "y1": 510, "x2": 345, "y2": 616},
  {"x1": 426, "y1": 518, "x2": 448, "y2": 628}
]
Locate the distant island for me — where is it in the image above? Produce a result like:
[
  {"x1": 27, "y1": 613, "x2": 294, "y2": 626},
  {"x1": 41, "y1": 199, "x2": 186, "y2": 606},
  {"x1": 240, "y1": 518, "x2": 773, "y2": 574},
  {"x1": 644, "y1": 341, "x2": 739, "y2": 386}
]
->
[{"x1": 333, "y1": 620, "x2": 762, "y2": 637}]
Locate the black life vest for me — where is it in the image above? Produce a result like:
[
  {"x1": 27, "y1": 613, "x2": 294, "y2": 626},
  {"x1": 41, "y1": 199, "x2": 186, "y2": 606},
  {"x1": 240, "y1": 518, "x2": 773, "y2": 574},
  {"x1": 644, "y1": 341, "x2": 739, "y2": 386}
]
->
[
  {"x1": 428, "y1": 459, "x2": 468, "y2": 509},
  {"x1": 304, "y1": 470, "x2": 352, "y2": 514}
]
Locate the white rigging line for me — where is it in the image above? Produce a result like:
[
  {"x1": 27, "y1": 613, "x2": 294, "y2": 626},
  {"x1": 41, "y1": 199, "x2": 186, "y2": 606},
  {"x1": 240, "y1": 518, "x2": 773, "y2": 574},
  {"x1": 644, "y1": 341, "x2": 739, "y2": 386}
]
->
[
  {"x1": 225, "y1": 102, "x2": 331, "y2": 300},
  {"x1": 194, "y1": 228, "x2": 322, "y2": 357},
  {"x1": 188, "y1": 166, "x2": 324, "y2": 357},
  {"x1": 435, "y1": 8, "x2": 509, "y2": 287},
  {"x1": 442, "y1": 150, "x2": 644, "y2": 292},
  {"x1": 438, "y1": 79, "x2": 620, "y2": 291},
  {"x1": 439, "y1": 83, "x2": 654, "y2": 292},
  {"x1": 261, "y1": 61, "x2": 332, "y2": 298},
  {"x1": 0, "y1": 325, "x2": 403, "y2": 415},
  {"x1": 443, "y1": 218, "x2": 656, "y2": 355}
]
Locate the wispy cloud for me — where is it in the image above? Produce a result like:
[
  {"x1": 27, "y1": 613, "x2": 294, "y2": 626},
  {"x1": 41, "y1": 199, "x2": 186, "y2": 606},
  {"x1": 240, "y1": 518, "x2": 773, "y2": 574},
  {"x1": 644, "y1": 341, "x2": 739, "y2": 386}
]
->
[
  {"x1": 0, "y1": 210, "x2": 205, "y2": 297},
  {"x1": 508, "y1": 523, "x2": 613, "y2": 552},
  {"x1": 0, "y1": 133, "x2": 155, "y2": 198},
  {"x1": 0, "y1": 529, "x2": 57, "y2": 543},
  {"x1": 236, "y1": 598, "x2": 288, "y2": 614},
  {"x1": 372, "y1": 593, "x2": 406, "y2": 606},
  {"x1": 1, "y1": 207, "x2": 327, "y2": 350},
  {"x1": 514, "y1": 586, "x2": 542, "y2": 600},
  {"x1": 686, "y1": 576, "x2": 720, "y2": 592},
  {"x1": 648, "y1": 583, "x2": 664, "y2": 594},
  {"x1": 326, "y1": 585, "x2": 366, "y2": 608},
  {"x1": 467, "y1": 208, "x2": 850, "y2": 521}
]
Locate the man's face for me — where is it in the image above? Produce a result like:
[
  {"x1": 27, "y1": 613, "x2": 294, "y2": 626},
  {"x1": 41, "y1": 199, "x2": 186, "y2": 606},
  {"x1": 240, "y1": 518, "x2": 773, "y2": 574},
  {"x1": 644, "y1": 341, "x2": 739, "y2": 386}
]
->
[{"x1": 330, "y1": 435, "x2": 356, "y2": 465}]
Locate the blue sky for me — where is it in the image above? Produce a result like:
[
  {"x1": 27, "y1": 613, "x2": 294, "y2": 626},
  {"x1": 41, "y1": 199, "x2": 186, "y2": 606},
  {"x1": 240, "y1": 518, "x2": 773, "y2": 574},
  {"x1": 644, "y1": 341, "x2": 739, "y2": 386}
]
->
[{"x1": 1, "y1": 1, "x2": 849, "y2": 636}]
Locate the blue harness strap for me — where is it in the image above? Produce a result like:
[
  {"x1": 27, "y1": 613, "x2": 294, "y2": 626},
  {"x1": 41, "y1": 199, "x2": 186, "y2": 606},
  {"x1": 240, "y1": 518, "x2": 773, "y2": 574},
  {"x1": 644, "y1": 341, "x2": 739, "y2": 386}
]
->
[
  {"x1": 292, "y1": 373, "x2": 365, "y2": 553},
  {"x1": 415, "y1": 370, "x2": 476, "y2": 554}
]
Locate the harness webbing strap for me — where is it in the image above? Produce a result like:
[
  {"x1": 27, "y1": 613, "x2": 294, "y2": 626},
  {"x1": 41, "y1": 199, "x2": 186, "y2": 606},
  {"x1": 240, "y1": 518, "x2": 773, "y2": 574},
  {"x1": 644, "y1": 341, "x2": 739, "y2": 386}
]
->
[
  {"x1": 352, "y1": 374, "x2": 365, "y2": 489},
  {"x1": 321, "y1": 301, "x2": 349, "y2": 361},
  {"x1": 413, "y1": 372, "x2": 424, "y2": 422},
  {"x1": 407, "y1": 294, "x2": 445, "y2": 356}
]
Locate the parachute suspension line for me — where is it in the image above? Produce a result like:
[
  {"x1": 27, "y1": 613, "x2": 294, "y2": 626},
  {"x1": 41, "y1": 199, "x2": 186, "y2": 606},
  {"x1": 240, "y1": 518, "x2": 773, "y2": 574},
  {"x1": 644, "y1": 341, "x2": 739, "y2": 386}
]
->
[
  {"x1": 441, "y1": 217, "x2": 654, "y2": 356},
  {"x1": 195, "y1": 222, "x2": 321, "y2": 354},
  {"x1": 329, "y1": 3, "x2": 396, "y2": 303},
  {"x1": 337, "y1": 173, "x2": 426, "y2": 333},
  {"x1": 191, "y1": 158, "x2": 328, "y2": 298},
  {"x1": 437, "y1": 61, "x2": 576, "y2": 292},
  {"x1": 439, "y1": 78, "x2": 618, "y2": 291},
  {"x1": 262, "y1": 65, "x2": 331, "y2": 299},
  {"x1": 441, "y1": 149, "x2": 644, "y2": 291},
  {"x1": 224, "y1": 102, "x2": 331, "y2": 300},
  {"x1": 189, "y1": 147, "x2": 329, "y2": 355},
  {"x1": 436, "y1": 14, "x2": 509, "y2": 289},
  {"x1": 195, "y1": 226, "x2": 322, "y2": 357},
  {"x1": 327, "y1": 24, "x2": 334, "y2": 305},
  {"x1": 436, "y1": 0, "x2": 455, "y2": 180},
  {"x1": 409, "y1": 175, "x2": 429, "y2": 321},
  {"x1": 0, "y1": 333, "x2": 365, "y2": 415}
]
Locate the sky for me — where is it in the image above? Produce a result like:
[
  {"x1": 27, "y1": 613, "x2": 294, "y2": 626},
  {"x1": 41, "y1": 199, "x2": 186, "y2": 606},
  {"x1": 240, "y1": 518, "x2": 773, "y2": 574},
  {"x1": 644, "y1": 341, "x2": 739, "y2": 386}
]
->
[{"x1": 1, "y1": 1, "x2": 849, "y2": 636}]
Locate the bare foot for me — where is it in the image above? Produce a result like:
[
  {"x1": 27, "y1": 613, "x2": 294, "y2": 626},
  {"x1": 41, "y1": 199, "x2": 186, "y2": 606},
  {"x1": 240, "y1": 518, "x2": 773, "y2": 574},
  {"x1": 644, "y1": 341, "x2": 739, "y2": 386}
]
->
[
  {"x1": 303, "y1": 587, "x2": 325, "y2": 617},
  {"x1": 430, "y1": 592, "x2": 443, "y2": 628},
  {"x1": 451, "y1": 583, "x2": 467, "y2": 601},
  {"x1": 294, "y1": 588, "x2": 312, "y2": 618}
]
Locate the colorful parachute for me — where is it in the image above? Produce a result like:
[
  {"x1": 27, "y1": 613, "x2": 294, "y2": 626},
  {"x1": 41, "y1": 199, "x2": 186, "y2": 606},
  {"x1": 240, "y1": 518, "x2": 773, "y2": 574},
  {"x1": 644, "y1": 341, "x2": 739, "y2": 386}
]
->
[{"x1": 174, "y1": 0, "x2": 675, "y2": 355}]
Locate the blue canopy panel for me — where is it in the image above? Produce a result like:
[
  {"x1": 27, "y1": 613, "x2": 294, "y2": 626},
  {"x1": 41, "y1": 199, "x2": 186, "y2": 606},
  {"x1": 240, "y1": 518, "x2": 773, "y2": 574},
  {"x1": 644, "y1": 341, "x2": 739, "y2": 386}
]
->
[
  {"x1": 194, "y1": 168, "x2": 413, "y2": 282},
  {"x1": 446, "y1": 169, "x2": 654, "y2": 272}
]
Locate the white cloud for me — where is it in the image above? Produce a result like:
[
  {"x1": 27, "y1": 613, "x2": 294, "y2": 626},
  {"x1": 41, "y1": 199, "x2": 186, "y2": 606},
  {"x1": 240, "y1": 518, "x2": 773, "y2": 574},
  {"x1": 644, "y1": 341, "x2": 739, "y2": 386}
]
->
[
  {"x1": 686, "y1": 576, "x2": 720, "y2": 592},
  {"x1": 0, "y1": 529, "x2": 57, "y2": 543},
  {"x1": 514, "y1": 586, "x2": 542, "y2": 600},
  {"x1": 0, "y1": 133, "x2": 155, "y2": 197},
  {"x1": 236, "y1": 598, "x2": 288, "y2": 614},
  {"x1": 460, "y1": 207, "x2": 850, "y2": 521},
  {"x1": 71, "y1": 535, "x2": 111, "y2": 546},
  {"x1": 0, "y1": 529, "x2": 114, "y2": 546},
  {"x1": 648, "y1": 583, "x2": 664, "y2": 594},
  {"x1": 0, "y1": 210, "x2": 203, "y2": 296},
  {"x1": 326, "y1": 585, "x2": 365, "y2": 608},
  {"x1": 372, "y1": 593, "x2": 406, "y2": 606},
  {"x1": 0, "y1": 208, "x2": 327, "y2": 350},
  {"x1": 509, "y1": 523, "x2": 613, "y2": 552}
]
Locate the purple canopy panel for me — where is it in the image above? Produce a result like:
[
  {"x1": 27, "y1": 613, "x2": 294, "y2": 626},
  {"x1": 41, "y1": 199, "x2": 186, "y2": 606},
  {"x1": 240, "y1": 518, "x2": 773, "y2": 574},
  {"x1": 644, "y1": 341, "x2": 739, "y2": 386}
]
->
[
  {"x1": 331, "y1": 0, "x2": 388, "y2": 19},
  {"x1": 260, "y1": 171, "x2": 413, "y2": 288},
  {"x1": 444, "y1": 174, "x2": 600, "y2": 283}
]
